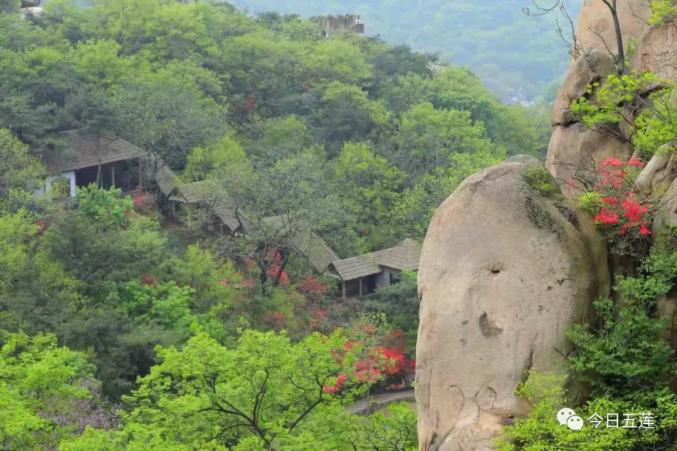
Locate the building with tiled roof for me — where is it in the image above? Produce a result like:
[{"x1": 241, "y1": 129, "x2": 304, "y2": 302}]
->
[{"x1": 329, "y1": 239, "x2": 421, "y2": 299}]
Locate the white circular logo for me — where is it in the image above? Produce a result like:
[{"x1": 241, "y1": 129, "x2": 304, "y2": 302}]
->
[
  {"x1": 566, "y1": 415, "x2": 584, "y2": 431},
  {"x1": 556, "y1": 407, "x2": 576, "y2": 426}
]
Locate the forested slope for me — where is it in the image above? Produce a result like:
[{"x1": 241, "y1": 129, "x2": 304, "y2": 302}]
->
[
  {"x1": 229, "y1": 0, "x2": 583, "y2": 100},
  {"x1": 0, "y1": 1, "x2": 553, "y2": 448}
]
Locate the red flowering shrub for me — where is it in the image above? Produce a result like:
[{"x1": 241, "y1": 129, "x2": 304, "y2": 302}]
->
[
  {"x1": 297, "y1": 276, "x2": 328, "y2": 302},
  {"x1": 322, "y1": 373, "x2": 349, "y2": 394},
  {"x1": 141, "y1": 274, "x2": 158, "y2": 286},
  {"x1": 577, "y1": 157, "x2": 654, "y2": 255},
  {"x1": 264, "y1": 310, "x2": 286, "y2": 328},
  {"x1": 264, "y1": 250, "x2": 289, "y2": 285}
]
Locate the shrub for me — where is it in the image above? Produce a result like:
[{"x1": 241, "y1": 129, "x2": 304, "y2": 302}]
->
[{"x1": 576, "y1": 157, "x2": 654, "y2": 255}]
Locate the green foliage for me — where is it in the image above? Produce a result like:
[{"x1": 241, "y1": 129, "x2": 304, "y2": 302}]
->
[
  {"x1": 566, "y1": 247, "x2": 676, "y2": 404},
  {"x1": 498, "y1": 372, "x2": 677, "y2": 450},
  {"x1": 566, "y1": 297, "x2": 673, "y2": 404},
  {"x1": 572, "y1": 72, "x2": 676, "y2": 154},
  {"x1": 120, "y1": 330, "x2": 368, "y2": 448},
  {"x1": 523, "y1": 164, "x2": 559, "y2": 197},
  {"x1": 313, "y1": 81, "x2": 389, "y2": 155},
  {"x1": 119, "y1": 281, "x2": 195, "y2": 333},
  {"x1": 60, "y1": 427, "x2": 120, "y2": 451},
  {"x1": 0, "y1": 129, "x2": 44, "y2": 211},
  {"x1": 77, "y1": 184, "x2": 134, "y2": 229},
  {"x1": 184, "y1": 134, "x2": 253, "y2": 182},
  {"x1": 649, "y1": 0, "x2": 677, "y2": 25},
  {"x1": 577, "y1": 191, "x2": 604, "y2": 214},
  {"x1": 364, "y1": 271, "x2": 420, "y2": 352},
  {"x1": 0, "y1": 331, "x2": 96, "y2": 450},
  {"x1": 334, "y1": 142, "x2": 404, "y2": 251},
  {"x1": 230, "y1": 0, "x2": 583, "y2": 100},
  {"x1": 390, "y1": 101, "x2": 499, "y2": 182}
]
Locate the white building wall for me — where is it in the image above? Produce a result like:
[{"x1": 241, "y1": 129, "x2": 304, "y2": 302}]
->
[{"x1": 36, "y1": 171, "x2": 77, "y2": 197}]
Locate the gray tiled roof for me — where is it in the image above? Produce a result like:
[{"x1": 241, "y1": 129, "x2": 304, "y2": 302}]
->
[
  {"x1": 154, "y1": 164, "x2": 178, "y2": 196},
  {"x1": 331, "y1": 255, "x2": 382, "y2": 281},
  {"x1": 263, "y1": 215, "x2": 339, "y2": 273},
  {"x1": 42, "y1": 130, "x2": 147, "y2": 173},
  {"x1": 169, "y1": 180, "x2": 241, "y2": 232},
  {"x1": 331, "y1": 239, "x2": 421, "y2": 281}
]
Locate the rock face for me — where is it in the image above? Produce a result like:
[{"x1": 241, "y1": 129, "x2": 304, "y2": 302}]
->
[
  {"x1": 547, "y1": 0, "x2": 651, "y2": 193},
  {"x1": 654, "y1": 176, "x2": 677, "y2": 236},
  {"x1": 634, "y1": 20, "x2": 677, "y2": 80},
  {"x1": 416, "y1": 157, "x2": 608, "y2": 450},
  {"x1": 576, "y1": 0, "x2": 650, "y2": 54},
  {"x1": 546, "y1": 123, "x2": 633, "y2": 193},
  {"x1": 551, "y1": 50, "x2": 616, "y2": 126}
]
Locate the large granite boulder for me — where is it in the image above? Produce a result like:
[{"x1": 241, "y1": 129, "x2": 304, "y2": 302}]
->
[{"x1": 416, "y1": 157, "x2": 609, "y2": 450}]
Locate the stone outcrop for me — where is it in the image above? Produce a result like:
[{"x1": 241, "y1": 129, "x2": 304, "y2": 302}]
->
[
  {"x1": 551, "y1": 50, "x2": 616, "y2": 126},
  {"x1": 416, "y1": 3, "x2": 676, "y2": 449},
  {"x1": 633, "y1": 19, "x2": 677, "y2": 80},
  {"x1": 576, "y1": 0, "x2": 650, "y2": 54},
  {"x1": 416, "y1": 157, "x2": 608, "y2": 450},
  {"x1": 546, "y1": 123, "x2": 632, "y2": 194},
  {"x1": 635, "y1": 144, "x2": 677, "y2": 195},
  {"x1": 547, "y1": 0, "x2": 652, "y2": 193},
  {"x1": 654, "y1": 175, "x2": 677, "y2": 236}
]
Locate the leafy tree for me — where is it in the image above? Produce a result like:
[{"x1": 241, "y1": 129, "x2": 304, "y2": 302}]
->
[
  {"x1": 0, "y1": 331, "x2": 106, "y2": 450},
  {"x1": 245, "y1": 115, "x2": 316, "y2": 165},
  {"x1": 312, "y1": 81, "x2": 390, "y2": 156},
  {"x1": 334, "y1": 142, "x2": 404, "y2": 251},
  {"x1": 0, "y1": 209, "x2": 84, "y2": 337},
  {"x1": 108, "y1": 65, "x2": 227, "y2": 169},
  {"x1": 121, "y1": 330, "x2": 367, "y2": 449},
  {"x1": 0, "y1": 128, "x2": 44, "y2": 209},
  {"x1": 364, "y1": 271, "x2": 419, "y2": 352},
  {"x1": 572, "y1": 72, "x2": 676, "y2": 154},
  {"x1": 169, "y1": 245, "x2": 245, "y2": 316},
  {"x1": 390, "y1": 101, "x2": 499, "y2": 182}
]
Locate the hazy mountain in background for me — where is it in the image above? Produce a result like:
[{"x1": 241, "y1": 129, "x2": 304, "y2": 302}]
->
[{"x1": 228, "y1": 0, "x2": 583, "y2": 101}]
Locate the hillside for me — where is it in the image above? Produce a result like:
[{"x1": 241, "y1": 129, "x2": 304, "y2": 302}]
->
[
  {"x1": 229, "y1": 0, "x2": 584, "y2": 101},
  {"x1": 0, "y1": 1, "x2": 549, "y2": 448}
]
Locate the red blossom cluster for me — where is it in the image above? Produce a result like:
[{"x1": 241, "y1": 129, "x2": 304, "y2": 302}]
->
[
  {"x1": 133, "y1": 194, "x2": 145, "y2": 209},
  {"x1": 297, "y1": 276, "x2": 328, "y2": 301},
  {"x1": 322, "y1": 336, "x2": 415, "y2": 394},
  {"x1": 141, "y1": 274, "x2": 158, "y2": 286},
  {"x1": 590, "y1": 157, "x2": 653, "y2": 238},
  {"x1": 265, "y1": 250, "x2": 289, "y2": 285},
  {"x1": 264, "y1": 310, "x2": 286, "y2": 328},
  {"x1": 322, "y1": 374, "x2": 348, "y2": 394}
]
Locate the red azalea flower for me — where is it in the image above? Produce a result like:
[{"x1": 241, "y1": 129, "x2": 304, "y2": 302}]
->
[
  {"x1": 593, "y1": 208, "x2": 619, "y2": 225},
  {"x1": 322, "y1": 384, "x2": 339, "y2": 394},
  {"x1": 639, "y1": 224, "x2": 652, "y2": 236},
  {"x1": 602, "y1": 196, "x2": 618, "y2": 206},
  {"x1": 601, "y1": 157, "x2": 624, "y2": 168},
  {"x1": 627, "y1": 157, "x2": 645, "y2": 168},
  {"x1": 621, "y1": 197, "x2": 648, "y2": 224},
  {"x1": 141, "y1": 274, "x2": 158, "y2": 286}
]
